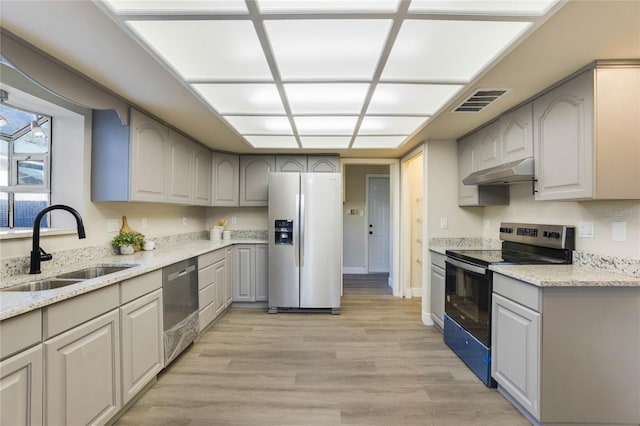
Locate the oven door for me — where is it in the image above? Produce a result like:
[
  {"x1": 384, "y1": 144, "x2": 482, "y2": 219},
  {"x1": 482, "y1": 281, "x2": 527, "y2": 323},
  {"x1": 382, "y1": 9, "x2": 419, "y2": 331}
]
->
[{"x1": 445, "y1": 257, "x2": 492, "y2": 347}]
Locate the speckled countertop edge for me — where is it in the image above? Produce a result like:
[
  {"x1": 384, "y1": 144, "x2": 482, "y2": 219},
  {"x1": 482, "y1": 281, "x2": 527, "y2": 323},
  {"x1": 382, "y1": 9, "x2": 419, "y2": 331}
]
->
[
  {"x1": 0, "y1": 239, "x2": 267, "y2": 321},
  {"x1": 489, "y1": 264, "x2": 640, "y2": 288}
]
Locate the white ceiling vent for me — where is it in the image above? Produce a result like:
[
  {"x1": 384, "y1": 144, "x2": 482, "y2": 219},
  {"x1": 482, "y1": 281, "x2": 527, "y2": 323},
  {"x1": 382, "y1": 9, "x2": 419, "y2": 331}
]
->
[{"x1": 452, "y1": 88, "x2": 511, "y2": 113}]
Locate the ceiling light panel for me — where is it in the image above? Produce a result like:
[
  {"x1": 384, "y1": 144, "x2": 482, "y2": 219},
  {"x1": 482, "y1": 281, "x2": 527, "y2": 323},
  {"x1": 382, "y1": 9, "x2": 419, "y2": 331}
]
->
[
  {"x1": 244, "y1": 135, "x2": 299, "y2": 148},
  {"x1": 223, "y1": 115, "x2": 292, "y2": 134},
  {"x1": 257, "y1": 0, "x2": 400, "y2": 13},
  {"x1": 102, "y1": 0, "x2": 249, "y2": 14},
  {"x1": 284, "y1": 83, "x2": 370, "y2": 114},
  {"x1": 264, "y1": 20, "x2": 393, "y2": 80},
  {"x1": 408, "y1": 0, "x2": 559, "y2": 16},
  {"x1": 382, "y1": 19, "x2": 532, "y2": 82},
  {"x1": 368, "y1": 83, "x2": 464, "y2": 114},
  {"x1": 300, "y1": 136, "x2": 352, "y2": 149},
  {"x1": 352, "y1": 135, "x2": 407, "y2": 148},
  {"x1": 192, "y1": 84, "x2": 285, "y2": 114},
  {"x1": 294, "y1": 116, "x2": 358, "y2": 135},
  {"x1": 126, "y1": 20, "x2": 273, "y2": 80},
  {"x1": 359, "y1": 116, "x2": 429, "y2": 135}
]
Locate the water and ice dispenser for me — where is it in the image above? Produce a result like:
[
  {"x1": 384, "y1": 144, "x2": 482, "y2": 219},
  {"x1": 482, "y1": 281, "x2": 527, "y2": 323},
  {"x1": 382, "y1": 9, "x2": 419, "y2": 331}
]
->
[{"x1": 274, "y1": 220, "x2": 293, "y2": 245}]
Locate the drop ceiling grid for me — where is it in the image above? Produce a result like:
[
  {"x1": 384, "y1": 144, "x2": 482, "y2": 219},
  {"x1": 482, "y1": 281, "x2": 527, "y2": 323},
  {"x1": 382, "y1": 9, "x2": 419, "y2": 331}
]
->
[{"x1": 98, "y1": 0, "x2": 561, "y2": 150}]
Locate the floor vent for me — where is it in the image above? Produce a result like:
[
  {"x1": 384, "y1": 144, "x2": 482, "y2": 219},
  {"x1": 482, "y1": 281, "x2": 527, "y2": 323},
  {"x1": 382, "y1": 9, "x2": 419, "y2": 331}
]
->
[{"x1": 452, "y1": 88, "x2": 511, "y2": 113}]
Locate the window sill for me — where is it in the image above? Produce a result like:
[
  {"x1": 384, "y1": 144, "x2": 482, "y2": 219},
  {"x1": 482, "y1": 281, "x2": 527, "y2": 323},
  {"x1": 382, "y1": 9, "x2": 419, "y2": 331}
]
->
[{"x1": 0, "y1": 228, "x2": 77, "y2": 240}]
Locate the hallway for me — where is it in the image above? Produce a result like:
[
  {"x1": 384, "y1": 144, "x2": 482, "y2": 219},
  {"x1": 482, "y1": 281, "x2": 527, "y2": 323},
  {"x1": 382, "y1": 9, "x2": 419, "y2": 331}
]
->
[{"x1": 115, "y1": 292, "x2": 526, "y2": 425}]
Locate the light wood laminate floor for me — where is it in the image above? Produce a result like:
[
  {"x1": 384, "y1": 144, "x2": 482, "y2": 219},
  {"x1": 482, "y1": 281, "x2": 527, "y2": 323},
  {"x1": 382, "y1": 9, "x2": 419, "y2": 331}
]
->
[{"x1": 115, "y1": 291, "x2": 528, "y2": 425}]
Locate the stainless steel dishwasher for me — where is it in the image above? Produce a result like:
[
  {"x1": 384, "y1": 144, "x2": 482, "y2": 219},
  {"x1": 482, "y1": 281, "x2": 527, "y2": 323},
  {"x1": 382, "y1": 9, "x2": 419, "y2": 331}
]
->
[{"x1": 162, "y1": 257, "x2": 198, "y2": 365}]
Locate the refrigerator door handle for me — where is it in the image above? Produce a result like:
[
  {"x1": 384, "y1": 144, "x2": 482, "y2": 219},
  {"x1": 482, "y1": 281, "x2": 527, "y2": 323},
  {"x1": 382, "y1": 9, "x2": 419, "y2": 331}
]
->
[
  {"x1": 295, "y1": 194, "x2": 300, "y2": 267},
  {"x1": 300, "y1": 194, "x2": 305, "y2": 267}
]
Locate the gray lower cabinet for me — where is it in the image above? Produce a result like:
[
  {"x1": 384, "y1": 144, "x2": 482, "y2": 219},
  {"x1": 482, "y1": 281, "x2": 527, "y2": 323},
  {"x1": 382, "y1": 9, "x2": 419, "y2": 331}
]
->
[
  {"x1": 225, "y1": 247, "x2": 234, "y2": 306},
  {"x1": 198, "y1": 249, "x2": 227, "y2": 332},
  {"x1": 45, "y1": 309, "x2": 121, "y2": 426},
  {"x1": 429, "y1": 251, "x2": 445, "y2": 330},
  {"x1": 120, "y1": 289, "x2": 163, "y2": 405},
  {"x1": 0, "y1": 344, "x2": 43, "y2": 426},
  {"x1": 233, "y1": 244, "x2": 268, "y2": 302},
  {"x1": 492, "y1": 273, "x2": 640, "y2": 425}
]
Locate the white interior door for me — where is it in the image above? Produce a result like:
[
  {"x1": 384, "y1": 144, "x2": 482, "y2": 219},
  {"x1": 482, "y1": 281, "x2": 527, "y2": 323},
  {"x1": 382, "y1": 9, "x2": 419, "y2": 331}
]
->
[{"x1": 367, "y1": 176, "x2": 390, "y2": 273}]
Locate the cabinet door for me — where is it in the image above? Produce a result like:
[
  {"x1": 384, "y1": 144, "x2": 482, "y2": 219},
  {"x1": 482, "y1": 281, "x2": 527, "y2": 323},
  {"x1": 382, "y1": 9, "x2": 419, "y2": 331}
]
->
[
  {"x1": 193, "y1": 145, "x2": 212, "y2": 206},
  {"x1": 211, "y1": 152, "x2": 240, "y2": 206},
  {"x1": 492, "y1": 293, "x2": 541, "y2": 419},
  {"x1": 214, "y1": 260, "x2": 226, "y2": 316},
  {"x1": 276, "y1": 155, "x2": 307, "y2": 172},
  {"x1": 240, "y1": 156, "x2": 275, "y2": 206},
  {"x1": 167, "y1": 131, "x2": 194, "y2": 204},
  {"x1": 45, "y1": 309, "x2": 121, "y2": 426},
  {"x1": 308, "y1": 155, "x2": 339, "y2": 172},
  {"x1": 429, "y1": 264, "x2": 445, "y2": 329},
  {"x1": 233, "y1": 245, "x2": 255, "y2": 302},
  {"x1": 0, "y1": 345, "x2": 43, "y2": 426},
  {"x1": 533, "y1": 70, "x2": 594, "y2": 200},
  {"x1": 225, "y1": 247, "x2": 233, "y2": 307},
  {"x1": 254, "y1": 244, "x2": 268, "y2": 302},
  {"x1": 120, "y1": 289, "x2": 163, "y2": 405},
  {"x1": 476, "y1": 121, "x2": 502, "y2": 170},
  {"x1": 501, "y1": 103, "x2": 533, "y2": 163},
  {"x1": 130, "y1": 109, "x2": 168, "y2": 202},
  {"x1": 457, "y1": 134, "x2": 478, "y2": 206}
]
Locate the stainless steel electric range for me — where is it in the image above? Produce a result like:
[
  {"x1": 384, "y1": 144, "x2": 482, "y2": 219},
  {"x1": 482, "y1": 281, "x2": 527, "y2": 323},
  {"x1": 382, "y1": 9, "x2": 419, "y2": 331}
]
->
[{"x1": 443, "y1": 222, "x2": 575, "y2": 387}]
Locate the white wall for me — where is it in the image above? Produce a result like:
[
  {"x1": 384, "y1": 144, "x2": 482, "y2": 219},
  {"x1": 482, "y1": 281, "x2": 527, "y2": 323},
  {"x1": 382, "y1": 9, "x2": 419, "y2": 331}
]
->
[
  {"x1": 343, "y1": 164, "x2": 390, "y2": 271},
  {"x1": 205, "y1": 207, "x2": 268, "y2": 231}
]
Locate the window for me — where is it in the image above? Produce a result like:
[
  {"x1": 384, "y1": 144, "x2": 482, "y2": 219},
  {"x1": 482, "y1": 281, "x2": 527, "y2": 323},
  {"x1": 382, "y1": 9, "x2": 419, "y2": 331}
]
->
[{"x1": 0, "y1": 101, "x2": 51, "y2": 229}]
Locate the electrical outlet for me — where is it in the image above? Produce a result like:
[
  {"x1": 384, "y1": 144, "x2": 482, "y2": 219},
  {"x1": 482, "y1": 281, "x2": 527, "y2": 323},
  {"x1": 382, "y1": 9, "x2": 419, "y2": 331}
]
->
[
  {"x1": 612, "y1": 221, "x2": 626, "y2": 241},
  {"x1": 231, "y1": 216, "x2": 237, "y2": 225},
  {"x1": 107, "y1": 219, "x2": 119, "y2": 233},
  {"x1": 484, "y1": 219, "x2": 491, "y2": 231},
  {"x1": 578, "y1": 221, "x2": 595, "y2": 238},
  {"x1": 141, "y1": 217, "x2": 147, "y2": 230},
  {"x1": 440, "y1": 217, "x2": 448, "y2": 229},
  {"x1": 182, "y1": 217, "x2": 187, "y2": 226}
]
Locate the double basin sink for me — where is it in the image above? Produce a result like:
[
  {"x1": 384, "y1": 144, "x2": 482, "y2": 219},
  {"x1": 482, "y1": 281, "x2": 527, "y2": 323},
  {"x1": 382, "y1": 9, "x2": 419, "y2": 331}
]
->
[{"x1": 2, "y1": 265, "x2": 136, "y2": 292}]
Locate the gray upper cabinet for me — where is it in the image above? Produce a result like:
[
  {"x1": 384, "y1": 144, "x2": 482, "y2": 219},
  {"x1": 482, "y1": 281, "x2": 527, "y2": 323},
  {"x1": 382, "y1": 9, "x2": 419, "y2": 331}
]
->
[
  {"x1": 240, "y1": 155, "x2": 275, "y2": 206},
  {"x1": 276, "y1": 155, "x2": 307, "y2": 172},
  {"x1": 193, "y1": 144, "x2": 212, "y2": 206},
  {"x1": 458, "y1": 133, "x2": 509, "y2": 207},
  {"x1": 476, "y1": 121, "x2": 502, "y2": 170},
  {"x1": 534, "y1": 63, "x2": 640, "y2": 200},
  {"x1": 308, "y1": 155, "x2": 339, "y2": 173},
  {"x1": 92, "y1": 108, "x2": 169, "y2": 202},
  {"x1": 500, "y1": 103, "x2": 533, "y2": 163},
  {"x1": 211, "y1": 152, "x2": 240, "y2": 206},
  {"x1": 166, "y1": 130, "x2": 194, "y2": 204}
]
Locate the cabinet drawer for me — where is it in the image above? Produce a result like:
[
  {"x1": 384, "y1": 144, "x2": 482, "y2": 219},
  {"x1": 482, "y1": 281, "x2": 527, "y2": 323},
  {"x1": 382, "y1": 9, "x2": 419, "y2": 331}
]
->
[
  {"x1": 199, "y1": 249, "x2": 225, "y2": 269},
  {"x1": 430, "y1": 251, "x2": 446, "y2": 269},
  {"x1": 199, "y1": 302, "x2": 216, "y2": 333},
  {"x1": 198, "y1": 264, "x2": 215, "y2": 291},
  {"x1": 199, "y1": 283, "x2": 216, "y2": 310},
  {"x1": 45, "y1": 285, "x2": 119, "y2": 339},
  {"x1": 0, "y1": 310, "x2": 42, "y2": 360},
  {"x1": 493, "y1": 273, "x2": 541, "y2": 312},
  {"x1": 121, "y1": 270, "x2": 162, "y2": 304}
]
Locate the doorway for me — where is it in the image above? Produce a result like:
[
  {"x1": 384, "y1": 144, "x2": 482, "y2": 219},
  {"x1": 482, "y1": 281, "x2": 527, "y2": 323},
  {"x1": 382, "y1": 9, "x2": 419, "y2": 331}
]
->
[{"x1": 367, "y1": 175, "x2": 390, "y2": 273}]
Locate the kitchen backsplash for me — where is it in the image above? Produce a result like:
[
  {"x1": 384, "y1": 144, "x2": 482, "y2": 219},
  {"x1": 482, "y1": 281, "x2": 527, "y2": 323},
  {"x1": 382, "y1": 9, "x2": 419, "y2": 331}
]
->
[
  {"x1": 428, "y1": 237, "x2": 640, "y2": 278},
  {"x1": 1, "y1": 230, "x2": 267, "y2": 279}
]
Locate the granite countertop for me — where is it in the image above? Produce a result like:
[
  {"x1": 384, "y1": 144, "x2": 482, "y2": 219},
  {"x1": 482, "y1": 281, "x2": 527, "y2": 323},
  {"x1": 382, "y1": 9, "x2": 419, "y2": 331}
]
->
[
  {"x1": 490, "y1": 264, "x2": 640, "y2": 288},
  {"x1": 0, "y1": 239, "x2": 267, "y2": 321}
]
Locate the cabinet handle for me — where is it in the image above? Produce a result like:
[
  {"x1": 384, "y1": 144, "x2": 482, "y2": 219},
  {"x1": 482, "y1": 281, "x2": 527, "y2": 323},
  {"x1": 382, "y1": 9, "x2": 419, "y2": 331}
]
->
[{"x1": 531, "y1": 177, "x2": 538, "y2": 195}]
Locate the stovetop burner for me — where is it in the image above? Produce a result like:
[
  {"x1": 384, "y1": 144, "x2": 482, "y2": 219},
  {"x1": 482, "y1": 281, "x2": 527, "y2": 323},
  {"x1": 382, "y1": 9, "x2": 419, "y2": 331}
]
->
[{"x1": 445, "y1": 248, "x2": 570, "y2": 267}]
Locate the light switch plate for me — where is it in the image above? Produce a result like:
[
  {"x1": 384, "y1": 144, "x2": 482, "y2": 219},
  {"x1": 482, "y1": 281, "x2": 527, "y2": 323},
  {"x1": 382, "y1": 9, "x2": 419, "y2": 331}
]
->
[
  {"x1": 231, "y1": 216, "x2": 237, "y2": 225},
  {"x1": 141, "y1": 217, "x2": 147, "y2": 229},
  {"x1": 440, "y1": 218, "x2": 448, "y2": 229},
  {"x1": 578, "y1": 221, "x2": 595, "y2": 238}
]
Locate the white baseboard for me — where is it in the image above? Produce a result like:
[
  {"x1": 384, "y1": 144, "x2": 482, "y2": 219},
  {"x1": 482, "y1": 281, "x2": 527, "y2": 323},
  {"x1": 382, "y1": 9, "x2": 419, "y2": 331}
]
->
[
  {"x1": 404, "y1": 287, "x2": 422, "y2": 298},
  {"x1": 343, "y1": 267, "x2": 367, "y2": 274},
  {"x1": 422, "y1": 310, "x2": 434, "y2": 326}
]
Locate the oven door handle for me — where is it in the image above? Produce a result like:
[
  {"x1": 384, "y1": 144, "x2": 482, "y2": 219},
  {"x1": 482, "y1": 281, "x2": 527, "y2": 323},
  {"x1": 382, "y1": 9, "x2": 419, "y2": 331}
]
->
[{"x1": 446, "y1": 257, "x2": 487, "y2": 275}]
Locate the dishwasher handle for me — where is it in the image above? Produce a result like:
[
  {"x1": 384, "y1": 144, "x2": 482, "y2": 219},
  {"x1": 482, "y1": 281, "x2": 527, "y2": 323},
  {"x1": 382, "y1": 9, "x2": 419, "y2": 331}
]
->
[{"x1": 167, "y1": 264, "x2": 196, "y2": 282}]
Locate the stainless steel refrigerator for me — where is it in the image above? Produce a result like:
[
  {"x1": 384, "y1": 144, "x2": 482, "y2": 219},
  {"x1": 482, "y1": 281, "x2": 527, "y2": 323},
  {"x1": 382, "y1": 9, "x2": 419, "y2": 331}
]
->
[{"x1": 268, "y1": 172, "x2": 342, "y2": 314}]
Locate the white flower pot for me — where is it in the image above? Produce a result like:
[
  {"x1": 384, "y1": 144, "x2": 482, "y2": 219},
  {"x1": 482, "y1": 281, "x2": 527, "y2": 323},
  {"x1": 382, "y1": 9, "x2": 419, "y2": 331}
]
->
[
  {"x1": 143, "y1": 240, "x2": 155, "y2": 251},
  {"x1": 120, "y1": 245, "x2": 134, "y2": 255}
]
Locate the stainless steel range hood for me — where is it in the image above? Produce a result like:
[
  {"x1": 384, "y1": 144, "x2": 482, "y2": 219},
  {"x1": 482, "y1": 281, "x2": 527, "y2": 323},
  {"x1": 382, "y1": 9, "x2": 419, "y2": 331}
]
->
[{"x1": 463, "y1": 157, "x2": 534, "y2": 185}]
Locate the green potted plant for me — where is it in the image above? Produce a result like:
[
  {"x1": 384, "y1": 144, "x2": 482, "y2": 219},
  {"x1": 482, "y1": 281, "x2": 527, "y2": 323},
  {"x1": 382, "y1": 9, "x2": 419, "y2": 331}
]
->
[{"x1": 112, "y1": 231, "x2": 145, "y2": 255}]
